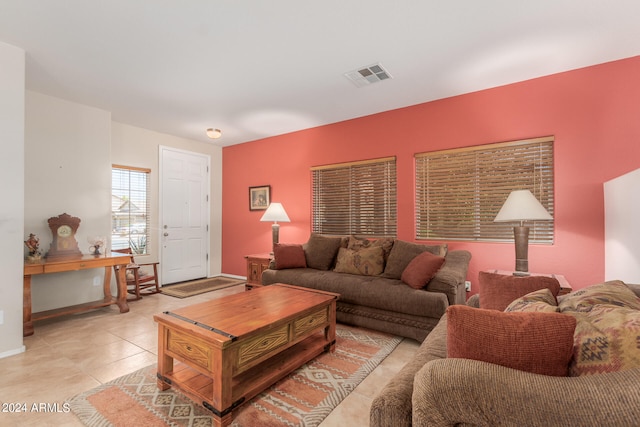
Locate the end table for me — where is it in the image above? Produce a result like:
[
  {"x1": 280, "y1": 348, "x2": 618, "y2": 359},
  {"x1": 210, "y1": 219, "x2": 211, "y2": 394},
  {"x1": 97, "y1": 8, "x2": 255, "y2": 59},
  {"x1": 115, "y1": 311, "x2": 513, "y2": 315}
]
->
[{"x1": 245, "y1": 253, "x2": 272, "y2": 290}]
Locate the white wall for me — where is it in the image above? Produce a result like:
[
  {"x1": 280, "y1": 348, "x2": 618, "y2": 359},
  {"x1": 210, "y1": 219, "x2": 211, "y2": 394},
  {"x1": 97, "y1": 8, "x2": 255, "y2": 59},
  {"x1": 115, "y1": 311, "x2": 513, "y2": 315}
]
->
[
  {"x1": 23, "y1": 96, "x2": 223, "y2": 314},
  {"x1": 604, "y1": 168, "x2": 640, "y2": 283},
  {"x1": 111, "y1": 122, "x2": 223, "y2": 275},
  {"x1": 0, "y1": 42, "x2": 26, "y2": 358},
  {"x1": 25, "y1": 92, "x2": 113, "y2": 312}
]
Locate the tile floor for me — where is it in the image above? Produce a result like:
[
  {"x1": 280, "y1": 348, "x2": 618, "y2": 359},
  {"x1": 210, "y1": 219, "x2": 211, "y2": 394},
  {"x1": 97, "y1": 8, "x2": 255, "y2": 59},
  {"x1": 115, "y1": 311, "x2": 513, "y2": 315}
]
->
[{"x1": 0, "y1": 284, "x2": 419, "y2": 427}]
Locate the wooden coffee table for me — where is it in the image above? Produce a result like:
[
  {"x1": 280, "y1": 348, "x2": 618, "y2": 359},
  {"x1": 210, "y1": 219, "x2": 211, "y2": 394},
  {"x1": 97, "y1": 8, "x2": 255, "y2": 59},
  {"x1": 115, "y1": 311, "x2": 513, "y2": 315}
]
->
[{"x1": 154, "y1": 283, "x2": 339, "y2": 427}]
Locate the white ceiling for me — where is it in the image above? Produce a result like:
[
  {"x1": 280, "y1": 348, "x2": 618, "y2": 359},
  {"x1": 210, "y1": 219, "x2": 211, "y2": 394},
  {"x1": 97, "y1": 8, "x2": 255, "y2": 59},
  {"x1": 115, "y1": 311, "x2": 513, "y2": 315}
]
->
[{"x1": 2, "y1": 1, "x2": 640, "y2": 147}]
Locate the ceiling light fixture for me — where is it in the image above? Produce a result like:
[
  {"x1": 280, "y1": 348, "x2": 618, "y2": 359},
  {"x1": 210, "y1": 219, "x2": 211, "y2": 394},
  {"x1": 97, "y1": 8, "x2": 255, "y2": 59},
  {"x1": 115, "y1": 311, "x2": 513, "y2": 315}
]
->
[{"x1": 206, "y1": 128, "x2": 222, "y2": 139}]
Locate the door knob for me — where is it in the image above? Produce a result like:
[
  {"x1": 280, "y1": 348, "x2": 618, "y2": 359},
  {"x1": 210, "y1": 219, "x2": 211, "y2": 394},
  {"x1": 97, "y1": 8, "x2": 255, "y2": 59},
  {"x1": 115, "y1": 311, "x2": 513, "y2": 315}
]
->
[{"x1": 164, "y1": 232, "x2": 169, "y2": 237}]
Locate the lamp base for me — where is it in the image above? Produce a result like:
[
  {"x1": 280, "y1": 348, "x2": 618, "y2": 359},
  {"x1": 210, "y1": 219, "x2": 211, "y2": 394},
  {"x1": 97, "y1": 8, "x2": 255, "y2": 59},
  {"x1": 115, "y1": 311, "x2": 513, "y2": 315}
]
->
[
  {"x1": 513, "y1": 226, "x2": 530, "y2": 274},
  {"x1": 271, "y1": 223, "x2": 280, "y2": 253}
]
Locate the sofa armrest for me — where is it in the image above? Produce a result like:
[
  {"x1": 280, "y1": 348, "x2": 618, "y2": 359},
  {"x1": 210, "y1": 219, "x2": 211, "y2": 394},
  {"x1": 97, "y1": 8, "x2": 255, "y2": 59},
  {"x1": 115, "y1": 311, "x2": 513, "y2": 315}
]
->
[
  {"x1": 426, "y1": 250, "x2": 471, "y2": 305},
  {"x1": 413, "y1": 358, "x2": 640, "y2": 427}
]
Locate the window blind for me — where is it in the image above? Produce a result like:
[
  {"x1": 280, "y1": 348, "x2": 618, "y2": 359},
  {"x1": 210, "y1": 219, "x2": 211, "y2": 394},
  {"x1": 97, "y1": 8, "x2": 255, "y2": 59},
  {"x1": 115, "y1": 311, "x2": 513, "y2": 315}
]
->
[
  {"x1": 111, "y1": 165, "x2": 151, "y2": 253},
  {"x1": 311, "y1": 157, "x2": 397, "y2": 237},
  {"x1": 415, "y1": 137, "x2": 554, "y2": 243}
]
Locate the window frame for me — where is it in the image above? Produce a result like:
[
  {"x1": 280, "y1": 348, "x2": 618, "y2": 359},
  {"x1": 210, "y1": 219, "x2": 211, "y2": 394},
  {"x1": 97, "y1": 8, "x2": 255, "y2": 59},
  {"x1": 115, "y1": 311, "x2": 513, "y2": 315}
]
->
[{"x1": 414, "y1": 136, "x2": 554, "y2": 243}]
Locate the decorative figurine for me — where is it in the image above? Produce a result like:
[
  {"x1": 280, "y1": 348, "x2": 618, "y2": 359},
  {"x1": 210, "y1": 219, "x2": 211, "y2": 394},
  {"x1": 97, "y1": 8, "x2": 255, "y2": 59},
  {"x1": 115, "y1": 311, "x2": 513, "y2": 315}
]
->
[
  {"x1": 25, "y1": 233, "x2": 42, "y2": 262},
  {"x1": 88, "y1": 236, "x2": 106, "y2": 255}
]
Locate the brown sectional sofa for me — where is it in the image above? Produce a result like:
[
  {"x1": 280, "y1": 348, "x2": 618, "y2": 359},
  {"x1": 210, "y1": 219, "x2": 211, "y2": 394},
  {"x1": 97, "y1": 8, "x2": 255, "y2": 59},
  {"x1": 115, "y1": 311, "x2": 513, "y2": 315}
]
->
[
  {"x1": 261, "y1": 234, "x2": 471, "y2": 342},
  {"x1": 370, "y1": 281, "x2": 640, "y2": 427}
]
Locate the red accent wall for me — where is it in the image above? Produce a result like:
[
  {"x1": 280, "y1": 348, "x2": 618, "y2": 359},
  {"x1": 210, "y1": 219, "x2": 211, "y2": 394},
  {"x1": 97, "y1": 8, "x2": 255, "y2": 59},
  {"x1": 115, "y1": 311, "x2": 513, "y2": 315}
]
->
[{"x1": 222, "y1": 56, "x2": 640, "y2": 292}]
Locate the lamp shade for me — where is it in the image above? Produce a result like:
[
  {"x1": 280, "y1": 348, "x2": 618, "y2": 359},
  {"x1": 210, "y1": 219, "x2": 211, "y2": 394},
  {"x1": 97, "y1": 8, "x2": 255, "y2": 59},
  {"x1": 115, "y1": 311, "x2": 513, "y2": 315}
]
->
[
  {"x1": 494, "y1": 190, "x2": 552, "y2": 222},
  {"x1": 260, "y1": 202, "x2": 290, "y2": 223}
]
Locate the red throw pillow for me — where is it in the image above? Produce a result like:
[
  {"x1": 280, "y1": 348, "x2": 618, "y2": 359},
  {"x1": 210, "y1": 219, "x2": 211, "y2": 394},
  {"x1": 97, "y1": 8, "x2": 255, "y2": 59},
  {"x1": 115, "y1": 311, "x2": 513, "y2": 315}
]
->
[
  {"x1": 447, "y1": 305, "x2": 576, "y2": 376},
  {"x1": 273, "y1": 243, "x2": 307, "y2": 269},
  {"x1": 478, "y1": 271, "x2": 561, "y2": 311},
  {"x1": 401, "y1": 251, "x2": 446, "y2": 289}
]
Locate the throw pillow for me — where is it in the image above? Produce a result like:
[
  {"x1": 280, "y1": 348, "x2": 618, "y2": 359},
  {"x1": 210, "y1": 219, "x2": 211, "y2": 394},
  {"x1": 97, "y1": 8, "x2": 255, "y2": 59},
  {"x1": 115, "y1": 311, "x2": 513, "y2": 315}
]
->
[
  {"x1": 334, "y1": 246, "x2": 385, "y2": 276},
  {"x1": 303, "y1": 233, "x2": 343, "y2": 270},
  {"x1": 273, "y1": 243, "x2": 307, "y2": 269},
  {"x1": 347, "y1": 235, "x2": 395, "y2": 261},
  {"x1": 505, "y1": 288, "x2": 559, "y2": 313},
  {"x1": 558, "y1": 280, "x2": 640, "y2": 376},
  {"x1": 478, "y1": 271, "x2": 561, "y2": 311},
  {"x1": 401, "y1": 251, "x2": 446, "y2": 289},
  {"x1": 382, "y1": 240, "x2": 448, "y2": 279},
  {"x1": 447, "y1": 305, "x2": 577, "y2": 377}
]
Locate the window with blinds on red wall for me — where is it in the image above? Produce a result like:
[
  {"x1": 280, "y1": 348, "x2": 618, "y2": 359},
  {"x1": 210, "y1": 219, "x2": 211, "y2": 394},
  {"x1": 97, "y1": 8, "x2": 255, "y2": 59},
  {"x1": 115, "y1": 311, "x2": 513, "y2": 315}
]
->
[{"x1": 415, "y1": 136, "x2": 554, "y2": 243}]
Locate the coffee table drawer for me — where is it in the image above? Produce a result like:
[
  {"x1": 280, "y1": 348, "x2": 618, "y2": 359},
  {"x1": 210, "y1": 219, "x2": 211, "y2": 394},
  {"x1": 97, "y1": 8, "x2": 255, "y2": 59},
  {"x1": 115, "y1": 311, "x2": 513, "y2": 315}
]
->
[
  {"x1": 238, "y1": 324, "x2": 289, "y2": 367},
  {"x1": 167, "y1": 330, "x2": 211, "y2": 370},
  {"x1": 293, "y1": 308, "x2": 327, "y2": 339}
]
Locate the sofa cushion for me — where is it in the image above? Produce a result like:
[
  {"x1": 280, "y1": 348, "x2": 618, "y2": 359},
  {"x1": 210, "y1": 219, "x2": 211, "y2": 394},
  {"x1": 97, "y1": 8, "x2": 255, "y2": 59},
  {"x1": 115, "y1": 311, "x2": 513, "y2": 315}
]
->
[
  {"x1": 382, "y1": 240, "x2": 447, "y2": 279},
  {"x1": 559, "y1": 280, "x2": 640, "y2": 376},
  {"x1": 478, "y1": 271, "x2": 560, "y2": 311},
  {"x1": 303, "y1": 233, "x2": 343, "y2": 270},
  {"x1": 273, "y1": 243, "x2": 307, "y2": 269},
  {"x1": 334, "y1": 246, "x2": 385, "y2": 276},
  {"x1": 447, "y1": 305, "x2": 576, "y2": 376},
  {"x1": 401, "y1": 251, "x2": 445, "y2": 289},
  {"x1": 504, "y1": 288, "x2": 559, "y2": 313}
]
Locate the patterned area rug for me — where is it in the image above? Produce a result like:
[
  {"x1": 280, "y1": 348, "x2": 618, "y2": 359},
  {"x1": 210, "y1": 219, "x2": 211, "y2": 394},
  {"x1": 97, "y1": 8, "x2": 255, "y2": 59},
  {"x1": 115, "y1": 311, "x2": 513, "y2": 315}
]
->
[
  {"x1": 161, "y1": 277, "x2": 245, "y2": 298},
  {"x1": 69, "y1": 325, "x2": 402, "y2": 427}
]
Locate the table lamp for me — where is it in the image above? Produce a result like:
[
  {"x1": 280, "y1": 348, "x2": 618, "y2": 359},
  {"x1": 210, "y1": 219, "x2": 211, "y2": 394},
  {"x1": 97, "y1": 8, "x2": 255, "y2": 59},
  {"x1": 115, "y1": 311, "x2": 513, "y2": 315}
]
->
[
  {"x1": 494, "y1": 189, "x2": 553, "y2": 275},
  {"x1": 260, "y1": 202, "x2": 290, "y2": 252}
]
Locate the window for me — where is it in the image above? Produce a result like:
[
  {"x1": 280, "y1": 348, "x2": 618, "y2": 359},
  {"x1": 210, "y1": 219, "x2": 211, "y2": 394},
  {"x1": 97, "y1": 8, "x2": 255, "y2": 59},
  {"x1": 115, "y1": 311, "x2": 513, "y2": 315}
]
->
[
  {"x1": 311, "y1": 156, "x2": 397, "y2": 237},
  {"x1": 111, "y1": 165, "x2": 150, "y2": 254},
  {"x1": 415, "y1": 136, "x2": 554, "y2": 243}
]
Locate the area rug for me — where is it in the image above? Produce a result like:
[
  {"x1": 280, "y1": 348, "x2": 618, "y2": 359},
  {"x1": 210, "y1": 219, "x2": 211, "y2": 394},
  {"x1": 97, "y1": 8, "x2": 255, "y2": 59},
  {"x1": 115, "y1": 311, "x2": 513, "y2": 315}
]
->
[
  {"x1": 161, "y1": 277, "x2": 245, "y2": 298},
  {"x1": 69, "y1": 325, "x2": 402, "y2": 427}
]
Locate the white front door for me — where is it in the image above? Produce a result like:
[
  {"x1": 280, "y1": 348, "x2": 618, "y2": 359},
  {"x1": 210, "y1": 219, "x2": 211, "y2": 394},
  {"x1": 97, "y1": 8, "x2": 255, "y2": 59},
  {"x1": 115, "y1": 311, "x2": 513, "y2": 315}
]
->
[{"x1": 160, "y1": 147, "x2": 210, "y2": 284}]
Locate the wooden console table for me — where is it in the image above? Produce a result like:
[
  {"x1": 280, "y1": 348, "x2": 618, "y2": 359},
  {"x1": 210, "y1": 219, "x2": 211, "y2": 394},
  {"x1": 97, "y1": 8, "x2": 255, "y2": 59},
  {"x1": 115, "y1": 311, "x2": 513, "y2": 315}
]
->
[{"x1": 23, "y1": 253, "x2": 131, "y2": 336}]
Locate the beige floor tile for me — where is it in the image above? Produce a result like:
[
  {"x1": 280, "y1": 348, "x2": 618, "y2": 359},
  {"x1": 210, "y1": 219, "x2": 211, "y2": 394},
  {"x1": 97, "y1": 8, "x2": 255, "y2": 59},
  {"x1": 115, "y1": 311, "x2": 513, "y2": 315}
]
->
[
  {"x1": 2, "y1": 283, "x2": 418, "y2": 425},
  {"x1": 319, "y1": 389, "x2": 371, "y2": 427}
]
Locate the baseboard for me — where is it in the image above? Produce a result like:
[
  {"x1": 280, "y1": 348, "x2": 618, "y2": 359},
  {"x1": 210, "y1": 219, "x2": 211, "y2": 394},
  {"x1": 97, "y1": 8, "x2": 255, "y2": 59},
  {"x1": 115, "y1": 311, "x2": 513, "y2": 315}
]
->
[{"x1": 0, "y1": 344, "x2": 25, "y2": 359}]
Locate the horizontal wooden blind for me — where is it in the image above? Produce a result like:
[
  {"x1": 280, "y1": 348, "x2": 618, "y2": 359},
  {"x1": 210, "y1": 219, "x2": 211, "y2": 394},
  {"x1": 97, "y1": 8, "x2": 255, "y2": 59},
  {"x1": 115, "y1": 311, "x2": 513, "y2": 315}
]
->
[
  {"x1": 415, "y1": 137, "x2": 554, "y2": 243},
  {"x1": 311, "y1": 157, "x2": 397, "y2": 237}
]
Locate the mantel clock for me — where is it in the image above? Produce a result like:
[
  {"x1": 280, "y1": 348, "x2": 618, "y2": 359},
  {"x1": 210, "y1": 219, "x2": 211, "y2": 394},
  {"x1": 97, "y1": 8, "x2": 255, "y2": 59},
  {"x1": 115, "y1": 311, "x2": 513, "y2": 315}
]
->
[{"x1": 46, "y1": 213, "x2": 82, "y2": 259}]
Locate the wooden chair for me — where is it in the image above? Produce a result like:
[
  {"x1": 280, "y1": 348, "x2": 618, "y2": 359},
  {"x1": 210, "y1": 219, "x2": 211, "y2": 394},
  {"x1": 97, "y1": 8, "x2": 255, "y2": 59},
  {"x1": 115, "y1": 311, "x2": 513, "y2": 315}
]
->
[{"x1": 113, "y1": 248, "x2": 161, "y2": 301}]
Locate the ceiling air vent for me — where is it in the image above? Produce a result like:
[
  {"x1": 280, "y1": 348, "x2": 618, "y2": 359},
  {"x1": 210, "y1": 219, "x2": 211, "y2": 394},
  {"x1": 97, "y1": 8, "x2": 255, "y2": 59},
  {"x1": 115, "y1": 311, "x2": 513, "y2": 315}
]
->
[{"x1": 344, "y1": 63, "x2": 392, "y2": 88}]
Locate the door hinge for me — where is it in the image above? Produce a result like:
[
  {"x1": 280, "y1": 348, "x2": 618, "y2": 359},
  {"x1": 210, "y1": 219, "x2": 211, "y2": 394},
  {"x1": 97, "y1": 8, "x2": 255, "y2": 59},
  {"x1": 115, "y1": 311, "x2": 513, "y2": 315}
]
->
[
  {"x1": 206, "y1": 224, "x2": 209, "y2": 232},
  {"x1": 206, "y1": 253, "x2": 209, "y2": 261},
  {"x1": 206, "y1": 194, "x2": 209, "y2": 202}
]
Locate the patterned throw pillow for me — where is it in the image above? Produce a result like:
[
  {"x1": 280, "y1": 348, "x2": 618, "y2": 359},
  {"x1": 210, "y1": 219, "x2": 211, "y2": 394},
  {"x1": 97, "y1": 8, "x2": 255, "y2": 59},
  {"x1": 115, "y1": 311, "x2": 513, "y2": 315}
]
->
[
  {"x1": 447, "y1": 305, "x2": 576, "y2": 376},
  {"x1": 505, "y1": 288, "x2": 559, "y2": 313},
  {"x1": 559, "y1": 280, "x2": 640, "y2": 376},
  {"x1": 334, "y1": 246, "x2": 385, "y2": 276},
  {"x1": 347, "y1": 235, "x2": 395, "y2": 262},
  {"x1": 478, "y1": 271, "x2": 561, "y2": 311}
]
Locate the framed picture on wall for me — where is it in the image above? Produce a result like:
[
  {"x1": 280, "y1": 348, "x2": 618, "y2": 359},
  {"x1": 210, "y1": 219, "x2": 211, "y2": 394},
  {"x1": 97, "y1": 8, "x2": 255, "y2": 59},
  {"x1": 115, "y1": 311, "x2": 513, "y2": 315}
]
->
[{"x1": 249, "y1": 185, "x2": 270, "y2": 211}]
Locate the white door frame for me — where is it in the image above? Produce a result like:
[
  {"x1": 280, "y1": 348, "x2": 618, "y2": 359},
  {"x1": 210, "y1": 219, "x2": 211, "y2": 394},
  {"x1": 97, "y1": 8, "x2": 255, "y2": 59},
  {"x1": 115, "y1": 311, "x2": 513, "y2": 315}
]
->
[{"x1": 159, "y1": 146, "x2": 210, "y2": 284}]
